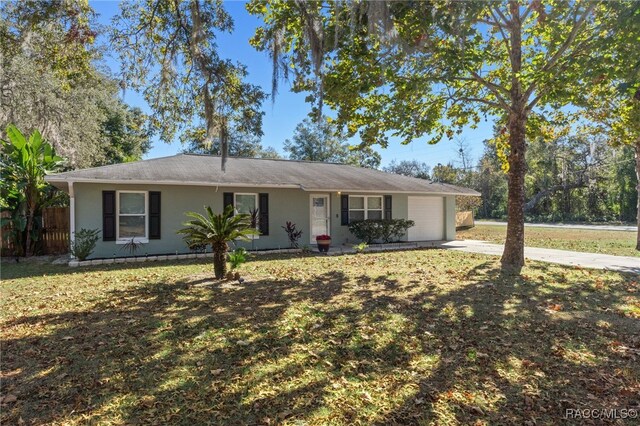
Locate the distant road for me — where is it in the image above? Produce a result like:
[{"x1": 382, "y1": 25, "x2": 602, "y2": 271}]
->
[{"x1": 475, "y1": 221, "x2": 636, "y2": 233}]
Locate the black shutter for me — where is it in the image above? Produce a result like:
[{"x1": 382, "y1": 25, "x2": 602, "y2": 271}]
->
[
  {"x1": 149, "y1": 191, "x2": 161, "y2": 239},
  {"x1": 223, "y1": 192, "x2": 234, "y2": 211},
  {"x1": 258, "y1": 193, "x2": 269, "y2": 235},
  {"x1": 341, "y1": 194, "x2": 349, "y2": 225},
  {"x1": 102, "y1": 191, "x2": 116, "y2": 241},
  {"x1": 384, "y1": 195, "x2": 392, "y2": 220}
]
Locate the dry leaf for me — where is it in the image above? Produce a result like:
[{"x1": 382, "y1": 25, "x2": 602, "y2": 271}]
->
[{"x1": 2, "y1": 394, "x2": 17, "y2": 404}]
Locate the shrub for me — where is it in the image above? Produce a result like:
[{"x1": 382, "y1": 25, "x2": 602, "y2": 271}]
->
[
  {"x1": 282, "y1": 221, "x2": 303, "y2": 248},
  {"x1": 353, "y1": 242, "x2": 368, "y2": 253},
  {"x1": 70, "y1": 228, "x2": 99, "y2": 260},
  {"x1": 348, "y1": 220, "x2": 383, "y2": 243},
  {"x1": 120, "y1": 237, "x2": 145, "y2": 256},
  {"x1": 228, "y1": 247, "x2": 248, "y2": 269},
  {"x1": 387, "y1": 219, "x2": 415, "y2": 242},
  {"x1": 348, "y1": 219, "x2": 415, "y2": 244}
]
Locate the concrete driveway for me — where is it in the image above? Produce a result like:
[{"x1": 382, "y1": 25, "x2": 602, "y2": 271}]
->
[
  {"x1": 440, "y1": 240, "x2": 640, "y2": 274},
  {"x1": 475, "y1": 221, "x2": 636, "y2": 233}
]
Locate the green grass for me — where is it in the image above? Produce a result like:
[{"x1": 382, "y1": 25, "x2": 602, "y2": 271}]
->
[
  {"x1": 458, "y1": 224, "x2": 639, "y2": 257},
  {"x1": 2, "y1": 250, "x2": 639, "y2": 425}
]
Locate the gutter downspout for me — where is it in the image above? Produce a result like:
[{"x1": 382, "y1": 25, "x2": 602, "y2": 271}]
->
[{"x1": 69, "y1": 181, "x2": 75, "y2": 259}]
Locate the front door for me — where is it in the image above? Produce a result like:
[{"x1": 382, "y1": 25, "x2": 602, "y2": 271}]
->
[{"x1": 310, "y1": 194, "x2": 330, "y2": 242}]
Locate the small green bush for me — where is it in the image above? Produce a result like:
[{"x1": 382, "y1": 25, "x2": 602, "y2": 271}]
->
[
  {"x1": 348, "y1": 219, "x2": 415, "y2": 244},
  {"x1": 348, "y1": 220, "x2": 382, "y2": 243},
  {"x1": 70, "y1": 228, "x2": 100, "y2": 260},
  {"x1": 384, "y1": 219, "x2": 415, "y2": 243},
  {"x1": 228, "y1": 247, "x2": 248, "y2": 269},
  {"x1": 353, "y1": 242, "x2": 369, "y2": 253}
]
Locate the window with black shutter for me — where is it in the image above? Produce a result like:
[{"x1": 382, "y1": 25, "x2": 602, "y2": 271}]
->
[
  {"x1": 340, "y1": 194, "x2": 349, "y2": 225},
  {"x1": 102, "y1": 191, "x2": 116, "y2": 241},
  {"x1": 149, "y1": 191, "x2": 161, "y2": 239},
  {"x1": 258, "y1": 193, "x2": 269, "y2": 235},
  {"x1": 223, "y1": 192, "x2": 234, "y2": 211},
  {"x1": 384, "y1": 195, "x2": 392, "y2": 220}
]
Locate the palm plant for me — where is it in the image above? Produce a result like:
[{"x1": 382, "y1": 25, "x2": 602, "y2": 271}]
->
[{"x1": 178, "y1": 205, "x2": 258, "y2": 279}]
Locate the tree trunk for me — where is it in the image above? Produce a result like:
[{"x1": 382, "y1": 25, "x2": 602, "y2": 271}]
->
[
  {"x1": 501, "y1": 0, "x2": 526, "y2": 273},
  {"x1": 501, "y1": 110, "x2": 527, "y2": 272},
  {"x1": 24, "y1": 204, "x2": 35, "y2": 257},
  {"x1": 635, "y1": 138, "x2": 640, "y2": 251},
  {"x1": 212, "y1": 242, "x2": 227, "y2": 279}
]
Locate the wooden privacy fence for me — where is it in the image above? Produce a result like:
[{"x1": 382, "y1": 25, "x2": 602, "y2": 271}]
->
[
  {"x1": 455, "y1": 210, "x2": 475, "y2": 229},
  {"x1": 1, "y1": 207, "x2": 69, "y2": 256},
  {"x1": 0, "y1": 210, "x2": 16, "y2": 256},
  {"x1": 42, "y1": 207, "x2": 70, "y2": 254}
]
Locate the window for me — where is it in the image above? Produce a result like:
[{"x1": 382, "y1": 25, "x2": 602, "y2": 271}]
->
[
  {"x1": 234, "y1": 193, "x2": 259, "y2": 237},
  {"x1": 117, "y1": 191, "x2": 147, "y2": 241},
  {"x1": 234, "y1": 193, "x2": 258, "y2": 215},
  {"x1": 349, "y1": 195, "x2": 383, "y2": 221}
]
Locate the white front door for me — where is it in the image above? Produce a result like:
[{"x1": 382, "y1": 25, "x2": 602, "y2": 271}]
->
[{"x1": 310, "y1": 194, "x2": 330, "y2": 242}]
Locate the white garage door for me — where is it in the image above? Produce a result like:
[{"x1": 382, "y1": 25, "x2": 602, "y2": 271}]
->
[{"x1": 407, "y1": 196, "x2": 444, "y2": 241}]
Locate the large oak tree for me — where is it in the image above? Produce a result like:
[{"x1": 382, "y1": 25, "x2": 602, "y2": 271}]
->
[
  {"x1": 111, "y1": 0, "x2": 266, "y2": 170},
  {"x1": 249, "y1": 0, "x2": 634, "y2": 272}
]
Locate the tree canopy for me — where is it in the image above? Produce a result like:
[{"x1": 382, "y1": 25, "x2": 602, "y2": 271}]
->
[
  {"x1": 249, "y1": 0, "x2": 638, "y2": 271},
  {"x1": 183, "y1": 129, "x2": 281, "y2": 159},
  {"x1": 284, "y1": 116, "x2": 381, "y2": 168},
  {"x1": 1, "y1": 1, "x2": 152, "y2": 168},
  {"x1": 111, "y1": 0, "x2": 266, "y2": 170}
]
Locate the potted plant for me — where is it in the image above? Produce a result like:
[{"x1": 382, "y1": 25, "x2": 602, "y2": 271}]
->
[{"x1": 315, "y1": 234, "x2": 331, "y2": 253}]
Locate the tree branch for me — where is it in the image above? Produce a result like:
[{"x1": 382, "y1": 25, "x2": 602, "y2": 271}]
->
[
  {"x1": 488, "y1": 6, "x2": 513, "y2": 67},
  {"x1": 524, "y1": 177, "x2": 587, "y2": 212},
  {"x1": 491, "y1": 3, "x2": 511, "y2": 26},
  {"x1": 523, "y1": 2, "x2": 597, "y2": 100},
  {"x1": 458, "y1": 97, "x2": 504, "y2": 109},
  {"x1": 520, "y1": 2, "x2": 534, "y2": 22},
  {"x1": 468, "y1": 70, "x2": 511, "y2": 110}
]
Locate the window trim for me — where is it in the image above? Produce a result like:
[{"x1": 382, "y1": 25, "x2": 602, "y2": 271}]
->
[
  {"x1": 234, "y1": 192, "x2": 259, "y2": 239},
  {"x1": 348, "y1": 195, "x2": 384, "y2": 221},
  {"x1": 116, "y1": 190, "x2": 149, "y2": 243}
]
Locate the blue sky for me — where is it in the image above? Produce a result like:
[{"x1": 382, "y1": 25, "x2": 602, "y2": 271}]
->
[{"x1": 92, "y1": 0, "x2": 494, "y2": 168}]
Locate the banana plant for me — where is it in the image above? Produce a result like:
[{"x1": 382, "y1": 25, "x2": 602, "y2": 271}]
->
[{"x1": 1, "y1": 125, "x2": 65, "y2": 256}]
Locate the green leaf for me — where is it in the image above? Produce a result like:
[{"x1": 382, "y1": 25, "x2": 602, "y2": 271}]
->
[{"x1": 6, "y1": 125, "x2": 26, "y2": 150}]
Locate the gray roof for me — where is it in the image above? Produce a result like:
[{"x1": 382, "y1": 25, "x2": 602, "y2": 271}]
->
[{"x1": 45, "y1": 154, "x2": 480, "y2": 196}]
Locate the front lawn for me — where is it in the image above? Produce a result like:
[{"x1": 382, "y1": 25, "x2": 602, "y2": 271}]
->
[
  {"x1": 2, "y1": 250, "x2": 639, "y2": 425},
  {"x1": 458, "y1": 224, "x2": 639, "y2": 257}
]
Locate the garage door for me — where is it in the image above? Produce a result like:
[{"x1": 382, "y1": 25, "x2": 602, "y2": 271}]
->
[{"x1": 407, "y1": 196, "x2": 444, "y2": 241}]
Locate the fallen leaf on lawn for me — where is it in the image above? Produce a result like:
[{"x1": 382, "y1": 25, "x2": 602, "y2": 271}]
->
[
  {"x1": 236, "y1": 340, "x2": 250, "y2": 346},
  {"x1": 62, "y1": 336, "x2": 74, "y2": 341},
  {"x1": 2, "y1": 394, "x2": 17, "y2": 404},
  {"x1": 210, "y1": 369, "x2": 224, "y2": 375},
  {"x1": 468, "y1": 406, "x2": 484, "y2": 416}
]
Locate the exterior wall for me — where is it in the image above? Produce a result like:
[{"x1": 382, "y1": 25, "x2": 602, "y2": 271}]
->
[
  {"x1": 444, "y1": 196, "x2": 456, "y2": 240},
  {"x1": 73, "y1": 184, "x2": 457, "y2": 259},
  {"x1": 74, "y1": 183, "x2": 310, "y2": 259}
]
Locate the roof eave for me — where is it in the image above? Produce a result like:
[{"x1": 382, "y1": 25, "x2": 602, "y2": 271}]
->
[
  {"x1": 44, "y1": 177, "x2": 481, "y2": 196},
  {"x1": 44, "y1": 176, "x2": 302, "y2": 189}
]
